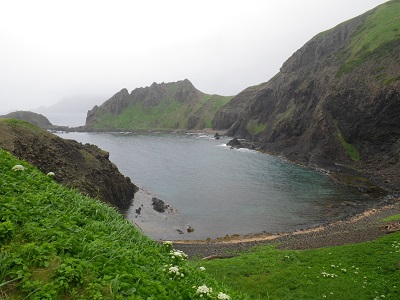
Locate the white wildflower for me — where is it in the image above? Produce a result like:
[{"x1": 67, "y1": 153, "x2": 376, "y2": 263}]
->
[
  {"x1": 168, "y1": 266, "x2": 180, "y2": 275},
  {"x1": 199, "y1": 266, "x2": 206, "y2": 271},
  {"x1": 217, "y1": 292, "x2": 230, "y2": 300},
  {"x1": 12, "y1": 164, "x2": 25, "y2": 171},
  {"x1": 170, "y1": 249, "x2": 188, "y2": 260},
  {"x1": 321, "y1": 272, "x2": 337, "y2": 278},
  {"x1": 196, "y1": 285, "x2": 212, "y2": 297}
]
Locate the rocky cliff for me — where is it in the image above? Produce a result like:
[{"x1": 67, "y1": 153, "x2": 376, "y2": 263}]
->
[
  {"x1": 85, "y1": 79, "x2": 232, "y2": 131},
  {"x1": 0, "y1": 118, "x2": 138, "y2": 209},
  {"x1": 213, "y1": 1, "x2": 400, "y2": 192}
]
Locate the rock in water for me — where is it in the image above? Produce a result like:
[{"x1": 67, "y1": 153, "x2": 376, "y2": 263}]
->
[{"x1": 151, "y1": 197, "x2": 167, "y2": 213}]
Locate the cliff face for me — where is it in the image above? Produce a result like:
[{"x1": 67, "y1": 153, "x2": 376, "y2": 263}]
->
[
  {"x1": 0, "y1": 119, "x2": 138, "y2": 209},
  {"x1": 213, "y1": 1, "x2": 400, "y2": 191},
  {"x1": 85, "y1": 79, "x2": 232, "y2": 131}
]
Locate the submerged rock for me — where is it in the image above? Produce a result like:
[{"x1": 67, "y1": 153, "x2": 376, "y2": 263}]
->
[{"x1": 151, "y1": 197, "x2": 168, "y2": 213}]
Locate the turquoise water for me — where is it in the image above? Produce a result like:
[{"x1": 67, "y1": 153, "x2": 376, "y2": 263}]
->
[{"x1": 58, "y1": 132, "x2": 376, "y2": 239}]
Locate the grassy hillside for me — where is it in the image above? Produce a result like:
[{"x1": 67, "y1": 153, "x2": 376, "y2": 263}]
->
[
  {"x1": 199, "y1": 232, "x2": 400, "y2": 299},
  {"x1": 87, "y1": 80, "x2": 233, "y2": 131},
  {"x1": 0, "y1": 148, "x2": 246, "y2": 299},
  {"x1": 337, "y1": 0, "x2": 400, "y2": 76},
  {"x1": 91, "y1": 95, "x2": 232, "y2": 130}
]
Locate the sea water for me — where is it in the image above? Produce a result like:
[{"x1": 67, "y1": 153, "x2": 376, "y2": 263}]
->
[{"x1": 57, "y1": 132, "x2": 377, "y2": 240}]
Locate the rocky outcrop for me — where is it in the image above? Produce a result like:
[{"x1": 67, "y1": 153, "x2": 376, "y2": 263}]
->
[
  {"x1": 0, "y1": 111, "x2": 53, "y2": 129},
  {"x1": 213, "y1": 1, "x2": 400, "y2": 192},
  {"x1": 85, "y1": 79, "x2": 233, "y2": 131},
  {"x1": 212, "y1": 84, "x2": 267, "y2": 130},
  {"x1": 226, "y1": 138, "x2": 258, "y2": 150},
  {"x1": 0, "y1": 119, "x2": 138, "y2": 209}
]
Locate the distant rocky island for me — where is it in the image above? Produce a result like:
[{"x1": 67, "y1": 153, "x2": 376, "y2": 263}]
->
[
  {"x1": 0, "y1": 111, "x2": 75, "y2": 131},
  {"x1": 0, "y1": 111, "x2": 54, "y2": 129}
]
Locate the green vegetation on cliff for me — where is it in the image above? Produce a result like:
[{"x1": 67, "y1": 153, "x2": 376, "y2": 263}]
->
[
  {"x1": 337, "y1": 0, "x2": 400, "y2": 76},
  {"x1": 218, "y1": 0, "x2": 400, "y2": 192},
  {"x1": 86, "y1": 80, "x2": 233, "y2": 131},
  {"x1": 0, "y1": 148, "x2": 245, "y2": 299},
  {"x1": 246, "y1": 119, "x2": 267, "y2": 135}
]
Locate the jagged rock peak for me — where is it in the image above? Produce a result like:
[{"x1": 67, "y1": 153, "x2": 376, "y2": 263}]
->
[{"x1": 84, "y1": 78, "x2": 233, "y2": 131}]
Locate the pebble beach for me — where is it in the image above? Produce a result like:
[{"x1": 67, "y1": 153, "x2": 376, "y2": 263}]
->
[{"x1": 172, "y1": 198, "x2": 400, "y2": 258}]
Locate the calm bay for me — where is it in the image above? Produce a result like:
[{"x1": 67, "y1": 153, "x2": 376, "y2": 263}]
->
[{"x1": 57, "y1": 131, "x2": 377, "y2": 240}]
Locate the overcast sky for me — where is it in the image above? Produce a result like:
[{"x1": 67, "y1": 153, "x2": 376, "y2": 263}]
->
[{"x1": 0, "y1": 0, "x2": 388, "y2": 113}]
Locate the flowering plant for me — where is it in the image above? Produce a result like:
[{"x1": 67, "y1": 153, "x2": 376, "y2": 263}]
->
[
  {"x1": 217, "y1": 292, "x2": 230, "y2": 300},
  {"x1": 195, "y1": 285, "x2": 212, "y2": 298},
  {"x1": 163, "y1": 241, "x2": 173, "y2": 250},
  {"x1": 12, "y1": 164, "x2": 25, "y2": 171},
  {"x1": 167, "y1": 265, "x2": 184, "y2": 278},
  {"x1": 169, "y1": 249, "x2": 188, "y2": 263}
]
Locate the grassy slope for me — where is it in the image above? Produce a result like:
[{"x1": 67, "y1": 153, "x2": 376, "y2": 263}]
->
[
  {"x1": 337, "y1": 0, "x2": 400, "y2": 76},
  {"x1": 199, "y1": 233, "x2": 400, "y2": 299},
  {"x1": 91, "y1": 93, "x2": 233, "y2": 131},
  {"x1": 0, "y1": 148, "x2": 246, "y2": 299}
]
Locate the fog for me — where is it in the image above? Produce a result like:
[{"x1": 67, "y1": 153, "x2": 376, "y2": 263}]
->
[{"x1": 0, "y1": 0, "x2": 388, "y2": 113}]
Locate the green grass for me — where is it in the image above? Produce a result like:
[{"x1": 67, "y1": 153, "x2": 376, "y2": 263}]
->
[
  {"x1": 382, "y1": 214, "x2": 400, "y2": 222},
  {"x1": 0, "y1": 148, "x2": 247, "y2": 299},
  {"x1": 198, "y1": 233, "x2": 400, "y2": 299},
  {"x1": 337, "y1": 0, "x2": 400, "y2": 76},
  {"x1": 1, "y1": 118, "x2": 43, "y2": 133},
  {"x1": 90, "y1": 90, "x2": 232, "y2": 131},
  {"x1": 92, "y1": 101, "x2": 185, "y2": 130},
  {"x1": 246, "y1": 119, "x2": 267, "y2": 135},
  {"x1": 193, "y1": 94, "x2": 233, "y2": 129},
  {"x1": 337, "y1": 130, "x2": 361, "y2": 162},
  {"x1": 332, "y1": 120, "x2": 361, "y2": 162}
]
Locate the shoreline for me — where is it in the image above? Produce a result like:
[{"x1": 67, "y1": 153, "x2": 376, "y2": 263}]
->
[
  {"x1": 126, "y1": 187, "x2": 400, "y2": 252},
  {"x1": 57, "y1": 129, "x2": 399, "y2": 253},
  {"x1": 173, "y1": 197, "x2": 399, "y2": 245},
  {"x1": 172, "y1": 198, "x2": 400, "y2": 258}
]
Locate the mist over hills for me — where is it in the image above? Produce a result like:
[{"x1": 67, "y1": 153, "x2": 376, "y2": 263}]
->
[{"x1": 34, "y1": 96, "x2": 103, "y2": 114}]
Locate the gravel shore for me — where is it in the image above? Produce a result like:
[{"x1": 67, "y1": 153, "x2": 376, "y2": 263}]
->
[{"x1": 172, "y1": 199, "x2": 400, "y2": 259}]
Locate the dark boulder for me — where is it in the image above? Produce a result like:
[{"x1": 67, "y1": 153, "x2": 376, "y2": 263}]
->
[{"x1": 151, "y1": 197, "x2": 167, "y2": 213}]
